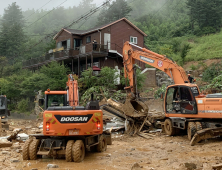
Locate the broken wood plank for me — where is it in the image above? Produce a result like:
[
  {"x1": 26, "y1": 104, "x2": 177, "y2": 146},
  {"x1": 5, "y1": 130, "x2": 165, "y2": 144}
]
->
[
  {"x1": 0, "y1": 142, "x2": 12, "y2": 148},
  {"x1": 138, "y1": 114, "x2": 149, "y2": 133},
  {"x1": 137, "y1": 132, "x2": 153, "y2": 139},
  {"x1": 7, "y1": 129, "x2": 23, "y2": 142}
]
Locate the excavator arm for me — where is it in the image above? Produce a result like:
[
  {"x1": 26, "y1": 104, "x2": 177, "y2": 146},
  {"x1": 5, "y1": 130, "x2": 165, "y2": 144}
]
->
[
  {"x1": 123, "y1": 41, "x2": 189, "y2": 94},
  {"x1": 66, "y1": 74, "x2": 79, "y2": 106}
]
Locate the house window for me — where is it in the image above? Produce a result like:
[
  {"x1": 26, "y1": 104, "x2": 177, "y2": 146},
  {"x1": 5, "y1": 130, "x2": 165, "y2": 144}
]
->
[
  {"x1": 86, "y1": 36, "x2": 91, "y2": 43},
  {"x1": 62, "y1": 40, "x2": 67, "y2": 49},
  {"x1": 130, "y1": 36, "x2": 137, "y2": 44}
]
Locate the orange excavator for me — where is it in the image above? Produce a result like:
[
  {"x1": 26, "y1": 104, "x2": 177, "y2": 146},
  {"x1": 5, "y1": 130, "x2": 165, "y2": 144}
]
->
[
  {"x1": 22, "y1": 74, "x2": 109, "y2": 162},
  {"x1": 123, "y1": 41, "x2": 222, "y2": 145}
]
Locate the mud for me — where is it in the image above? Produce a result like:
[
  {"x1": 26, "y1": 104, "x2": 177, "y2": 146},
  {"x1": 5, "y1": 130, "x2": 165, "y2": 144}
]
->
[{"x1": 0, "y1": 119, "x2": 222, "y2": 170}]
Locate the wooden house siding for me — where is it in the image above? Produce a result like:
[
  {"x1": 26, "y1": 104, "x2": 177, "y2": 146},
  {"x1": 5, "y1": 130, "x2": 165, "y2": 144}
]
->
[
  {"x1": 99, "y1": 57, "x2": 123, "y2": 69},
  {"x1": 111, "y1": 20, "x2": 144, "y2": 52},
  {"x1": 110, "y1": 20, "x2": 145, "y2": 69},
  {"x1": 56, "y1": 31, "x2": 71, "y2": 47}
]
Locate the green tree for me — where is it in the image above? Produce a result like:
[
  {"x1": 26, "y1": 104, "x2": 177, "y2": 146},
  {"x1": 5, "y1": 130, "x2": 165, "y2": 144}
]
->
[
  {"x1": 39, "y1": 61, "x2": 70, "y2": 91},
  {"x1": 78, "y1": 67, "x2": 118, "y2": 90},
  {"x1": 97, "y1": 0, "x2": 132, "y2": 25},
  {"x1": 120, "y1": 67, "x2": 147, "y2": 91},
  {"x1": 180, "y1": 44, "x2": 191, "y2": 64},
  {"x1": 187, "y1": 0, "x2": 222, "y2": 34},
  {"x1": 0, "y1": 2, "x2": 25, "y2": 59}
]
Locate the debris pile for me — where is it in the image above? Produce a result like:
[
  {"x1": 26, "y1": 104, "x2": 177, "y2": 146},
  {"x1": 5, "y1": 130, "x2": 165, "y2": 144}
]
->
[
  {"x1": 101, "y1": 97, "x2": 165, "y2": 136},
  {"x1": 0, "y1": 119, "x2": 43, "y2": 170}
]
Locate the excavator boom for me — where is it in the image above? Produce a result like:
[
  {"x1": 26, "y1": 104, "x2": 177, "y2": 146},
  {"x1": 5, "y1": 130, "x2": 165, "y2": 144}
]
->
[{"x1": 123, "y1": 41, "x2": 189, "y2": 94}]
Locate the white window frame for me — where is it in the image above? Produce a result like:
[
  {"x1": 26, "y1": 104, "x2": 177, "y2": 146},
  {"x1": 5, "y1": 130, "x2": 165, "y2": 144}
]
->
[
  {"x1": 57, "y1": 42, "x2": 62, "y2": 48},
  {"x1": 130, "y1": 36, "x2": 137, "y2": 44}
]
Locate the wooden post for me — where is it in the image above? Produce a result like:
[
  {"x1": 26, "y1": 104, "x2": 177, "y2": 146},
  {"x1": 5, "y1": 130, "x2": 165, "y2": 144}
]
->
[
  {"x1": 0, "y1": 117, "x2": 2, "y2": 136},
  {"x1": 72, "y1": 58, "x2": 73, "y2": 74},
  {"x1": 78, "y1": 56, "x2": 80, "y2": 76},
  {"x1": 86, "y1": 55, "x2": 87, "y2": 70},
  {"x1": 91, "y1": 53, "x2": 93, "y2": 68}
]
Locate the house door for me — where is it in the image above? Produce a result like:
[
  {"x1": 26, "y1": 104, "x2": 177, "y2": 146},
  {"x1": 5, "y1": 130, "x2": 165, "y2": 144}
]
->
[
  {"x1": 67, "y1": 39, "x2": 70, "y2": 49},
  {"x1": 104, "y1": 33, "x2": 111, "y2": 50},
  {"x1": 74, "y1": 39, "x2": 82, "y2": 50}
]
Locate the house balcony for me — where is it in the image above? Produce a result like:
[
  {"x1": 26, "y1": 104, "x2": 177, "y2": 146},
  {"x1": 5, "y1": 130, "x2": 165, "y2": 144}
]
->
[{"x1": 22, "y1": 43, "x2": 122, "y2": 69}]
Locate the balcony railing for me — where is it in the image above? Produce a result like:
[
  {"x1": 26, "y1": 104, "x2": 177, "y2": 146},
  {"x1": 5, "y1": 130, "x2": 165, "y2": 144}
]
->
[
  {"x1": 80, "y1": 43, "x2": 108, "y2": 54},
  {"x1": 23, "y1": 49, "x2": 79, "y2": 68},
  {"x1": 22, "y1": 43, "x2": 121, "y2": 68}
]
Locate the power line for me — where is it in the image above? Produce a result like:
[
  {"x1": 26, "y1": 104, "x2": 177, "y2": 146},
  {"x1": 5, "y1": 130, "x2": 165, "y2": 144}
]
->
[
  {"x1": 64, "y1": 0, "x2": 111, "y2": 29},
  {"x1": 24, "y1": 0, "x2": 54, "y2": 20},
  {"x1": 23, "y1": 0, "x2": 111, "y2": 54},
  {"x1": 24, "y1": 0, "x2": 67, "y2": 29},
  {"x1": 149, "y1": 0, "x2": 171, "y2": 20}
]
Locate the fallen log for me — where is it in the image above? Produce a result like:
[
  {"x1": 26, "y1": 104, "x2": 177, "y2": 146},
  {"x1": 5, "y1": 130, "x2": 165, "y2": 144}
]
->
[
  {"x1": 190, "y1": 127, "x2": 222, "y2": 146},
  {"x1": 107, "y1": 98, "x2": 124, "y2": 113},
  {"x1": 212, "y1": 163, "x2": 222, "y2": 170},
  {"x1": 102, "y1": 105, "x2": 126, "y2": 120}
]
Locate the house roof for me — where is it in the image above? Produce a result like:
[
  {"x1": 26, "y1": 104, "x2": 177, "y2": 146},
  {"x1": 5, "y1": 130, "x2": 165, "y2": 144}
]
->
[{"x1": 53, "y1": 18, "x2": 147, "y2": 39}]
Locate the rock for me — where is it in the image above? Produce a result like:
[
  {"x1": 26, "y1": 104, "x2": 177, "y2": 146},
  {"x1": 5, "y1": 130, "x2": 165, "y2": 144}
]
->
[
  {"x1": 171, "y1": 162, "x2": 183, "y2": 170},
  {"x1": 131, "y1": 163, "x2": 142, "y2": 170},
  {"x1": 38, "y1": 122, "x2": 43, "y2": 129},
  {"x1": 130, "y1": 148, "x2": 135, "y2": 151},
  {"x1": 16, "y1": 149, "x2": 22, "y2": 153},
  {"x1": 27, "y1": 162, "x2": 31, "y2": 166},
  {"x1": 202, "y1": 163, "x2": 212, "y2": 170},
  {"x1": 106, "y1": 154, "x2": 111, "y2": 157},
  {"x1": 17, "y1": 133, "x2": 29, "y2": 141},
  {"x1": 184, "y1": 163, "x2": 197, "y2": 170},
  {"x1": 47, "y1": 164, "x2": 59, "y2": 168},
  {"x1": 0, "y1": 158, "x2": 6, "y2": 162},
  {"x1": 10, "y1": 159, "x2": 20, "y2": 162},
  {"x1": 11, "y1": 143, "x2": 21, "y2": 149},
  {"x1": 13, "y1": 128, "x2": 22, "y2": 132},
  {"x1": 31, "y1": 169, "x2": 38, "y2": 170},
  {"x1": 212, "y1": 163, "x2": 222, "y2": 170}
]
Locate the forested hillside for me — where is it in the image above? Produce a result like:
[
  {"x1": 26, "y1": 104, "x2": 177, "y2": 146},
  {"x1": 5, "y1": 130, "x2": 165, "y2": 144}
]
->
[{"x1": 0, "y1": 0, "x2": 222, "y2": 113}]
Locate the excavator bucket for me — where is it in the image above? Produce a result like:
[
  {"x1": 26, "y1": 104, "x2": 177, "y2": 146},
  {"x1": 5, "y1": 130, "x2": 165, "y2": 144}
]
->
[
  {"x1": 103, "y1": 97, "x2": 149, "y2": 118},
  {"x1": 122, "y1": 97, "x2": 148, "y2": 118}
]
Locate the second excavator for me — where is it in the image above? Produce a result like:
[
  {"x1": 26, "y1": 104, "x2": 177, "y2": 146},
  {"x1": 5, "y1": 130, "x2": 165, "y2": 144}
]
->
[{"x1": 120, "y1": 41, "x2": 222, "y2": 145}]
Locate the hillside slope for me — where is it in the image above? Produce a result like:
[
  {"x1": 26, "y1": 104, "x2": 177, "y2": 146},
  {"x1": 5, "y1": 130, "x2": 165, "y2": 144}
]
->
[{"x1": 185, "y1": 31, "x2": 222, "y2": 61}]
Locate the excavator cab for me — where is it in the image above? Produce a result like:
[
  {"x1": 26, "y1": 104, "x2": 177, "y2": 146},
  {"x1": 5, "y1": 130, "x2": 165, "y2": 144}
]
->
[
  {"x1": 0, "y1": 95, "x2": 9, "y2": 123},
  {"x1": 39, "y1": 91, "x2": 68, "y2": 110},
  {"x1": 165, "y1": 85, "x2": 198, "y2": 114}
]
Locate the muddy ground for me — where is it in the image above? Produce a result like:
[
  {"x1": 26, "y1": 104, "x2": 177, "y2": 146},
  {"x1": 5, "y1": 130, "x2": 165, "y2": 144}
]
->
[{"x1": 0, "y1": 119, "x2": 221, "y2": 170}]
